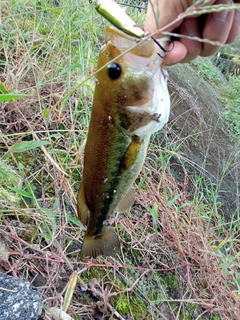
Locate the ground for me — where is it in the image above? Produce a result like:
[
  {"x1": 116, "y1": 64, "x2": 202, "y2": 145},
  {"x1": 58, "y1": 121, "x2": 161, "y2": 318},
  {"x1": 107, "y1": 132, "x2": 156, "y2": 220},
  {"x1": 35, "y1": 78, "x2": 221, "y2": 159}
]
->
[{"x1": 0, "y1": 1, "x2": 240, "y2": 319}]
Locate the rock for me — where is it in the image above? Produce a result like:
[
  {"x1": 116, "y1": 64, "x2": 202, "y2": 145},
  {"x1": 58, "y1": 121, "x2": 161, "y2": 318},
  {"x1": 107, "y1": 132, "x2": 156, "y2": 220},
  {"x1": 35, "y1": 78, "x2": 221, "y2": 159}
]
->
[
  {"x1": 213, "y1": 51, "x2": 240, "y2": 76},
  {"x1": 0, "y1": 272, "x2": 42, "y2": 320}
]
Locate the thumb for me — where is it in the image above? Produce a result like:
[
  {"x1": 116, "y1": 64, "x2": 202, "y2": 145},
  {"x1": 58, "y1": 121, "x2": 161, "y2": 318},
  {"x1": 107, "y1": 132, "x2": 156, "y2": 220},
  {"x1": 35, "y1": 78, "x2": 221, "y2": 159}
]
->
[
  {"x1": 145, "y1": 0, "x2": 190, "y2": 36},
  {"x1": 145, "y1": 0, "x2": 215, "y2": 37}
]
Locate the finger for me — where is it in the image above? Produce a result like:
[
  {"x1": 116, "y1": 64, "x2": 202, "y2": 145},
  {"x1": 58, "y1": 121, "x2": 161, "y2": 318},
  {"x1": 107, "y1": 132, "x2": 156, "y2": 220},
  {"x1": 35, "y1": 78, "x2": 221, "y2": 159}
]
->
[
  {"x1": 201, "y1": 0, "x2": 235, "y2": 56},
  {"x1": 145, "y1": 0, "x2": 193, "y2": 37},
  {"x1": 178, "y1": 17, "x2": 203, "y2": 63},
  {"x1": 226, "y1": 4, "x2": 240, "y2": 43},
  {"x1": 163, "y1": 41, "x2": 187, "y2": 65}
]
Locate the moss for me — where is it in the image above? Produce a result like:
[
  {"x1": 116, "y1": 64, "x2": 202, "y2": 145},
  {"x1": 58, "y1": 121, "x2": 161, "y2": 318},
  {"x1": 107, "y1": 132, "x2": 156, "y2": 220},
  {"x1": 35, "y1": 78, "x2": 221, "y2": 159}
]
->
[
  {"x1": 79, "y1": 266, "x2": 107, "y2": 284},
  {"x1": 115, "y1": 294, "x2": 129, "y2": 315},
  {"x1": 114, "y1": 293, "x2": 148, "y2": 318}
]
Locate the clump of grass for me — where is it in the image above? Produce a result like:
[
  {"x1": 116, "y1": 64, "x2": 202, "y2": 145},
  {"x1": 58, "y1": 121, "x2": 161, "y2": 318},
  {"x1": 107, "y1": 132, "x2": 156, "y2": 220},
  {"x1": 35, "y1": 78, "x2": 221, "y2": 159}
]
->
[
  {"x1": 189, "y1": 54, "x2": 240, "y2": 142},
  {"x1": 0, "y1": 159, "x2": 21, "y2": 206},
  {"x1": 220, "y1": 76, "x2": 240, "y2": 140}
]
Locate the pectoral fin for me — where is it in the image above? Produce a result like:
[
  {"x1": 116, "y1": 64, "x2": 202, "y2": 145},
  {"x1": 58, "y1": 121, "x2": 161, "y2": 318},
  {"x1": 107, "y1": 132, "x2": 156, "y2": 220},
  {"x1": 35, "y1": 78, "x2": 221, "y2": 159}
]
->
[
  {"x1": 116, "y1": 188, "x2": 135, "y2": 213},
  {"x1": 120, "y1": 135, "x2": 142, "y2": 173},
  {"x1": 77, "y1": 184, "x2": 89, "y2": 225},
  {"x1": 80, "y1": 226, "x2": 120, "y2": 258},
  {"x1": 117, "y1": 106, "x2": 154, "y2": 134}
]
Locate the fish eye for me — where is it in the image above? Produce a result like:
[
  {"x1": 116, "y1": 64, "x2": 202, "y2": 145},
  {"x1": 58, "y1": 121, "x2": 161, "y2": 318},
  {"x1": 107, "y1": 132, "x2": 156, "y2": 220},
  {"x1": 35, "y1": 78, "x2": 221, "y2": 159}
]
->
[{"x1": 107, "y1": 63, "x2": 121, "y2": 80}]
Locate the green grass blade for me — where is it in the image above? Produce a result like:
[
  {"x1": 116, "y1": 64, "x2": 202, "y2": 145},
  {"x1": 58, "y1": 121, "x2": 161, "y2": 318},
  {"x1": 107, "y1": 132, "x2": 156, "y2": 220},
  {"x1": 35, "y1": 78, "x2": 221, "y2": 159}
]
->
[
  {"x1": 62, "y1": 272, "x2": 78, "y2": 312},
  {"x1": 12, "y1": 141, "x2": 49, "y2": 152},
  {"x1": 7, "y1": 187, "x2": 34, "y2": 199},
  {"x1": 0, "y1": 93, "x2": 28, "y2": 103}
]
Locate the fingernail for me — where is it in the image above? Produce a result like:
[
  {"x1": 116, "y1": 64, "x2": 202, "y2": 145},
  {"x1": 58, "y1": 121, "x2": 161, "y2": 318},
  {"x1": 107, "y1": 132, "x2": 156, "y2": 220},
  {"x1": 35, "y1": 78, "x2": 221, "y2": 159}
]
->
[
  {"x1": 182, "y1": 25, "x2": 198, "y2": 37},
  {"x1": 213, "y1": 9, "x2": 228, "y2": 22},
  {"x1": 213, "y1": 1, "x2": 231, "y2": 22}
]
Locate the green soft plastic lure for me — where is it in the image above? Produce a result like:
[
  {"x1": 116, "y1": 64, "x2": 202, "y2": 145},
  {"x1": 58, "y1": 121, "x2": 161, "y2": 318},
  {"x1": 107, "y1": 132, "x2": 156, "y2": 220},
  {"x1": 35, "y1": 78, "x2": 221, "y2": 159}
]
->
[{"x1": 95, "y1": 0, "x2": 145, "y2": 38}]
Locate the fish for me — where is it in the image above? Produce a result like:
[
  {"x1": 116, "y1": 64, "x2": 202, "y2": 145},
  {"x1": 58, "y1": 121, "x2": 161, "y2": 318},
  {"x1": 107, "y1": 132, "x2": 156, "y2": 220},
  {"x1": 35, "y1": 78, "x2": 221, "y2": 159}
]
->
[{"x1": 77, "y1": 25, "x2": 170, "y2": 258}]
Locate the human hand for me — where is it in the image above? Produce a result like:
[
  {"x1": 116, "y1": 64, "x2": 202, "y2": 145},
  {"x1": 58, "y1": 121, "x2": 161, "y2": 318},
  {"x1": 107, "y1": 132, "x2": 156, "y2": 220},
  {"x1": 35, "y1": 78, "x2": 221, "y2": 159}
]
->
[{"x1": 145, "y1": 0, "x2": 240, "y2": 65}]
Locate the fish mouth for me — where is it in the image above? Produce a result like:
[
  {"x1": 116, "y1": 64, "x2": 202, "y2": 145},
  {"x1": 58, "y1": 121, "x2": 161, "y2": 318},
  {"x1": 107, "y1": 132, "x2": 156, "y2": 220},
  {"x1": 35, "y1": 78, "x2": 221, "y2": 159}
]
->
[
  {"x1": 105, "y1": 25, "x2": 168, "y2": 70},
  {"x1": 106, "y1": 25, "x2": 152, "y2": 56},
  {"x1": 100, "y1": 26, "x2": 170, "y2": 136}
]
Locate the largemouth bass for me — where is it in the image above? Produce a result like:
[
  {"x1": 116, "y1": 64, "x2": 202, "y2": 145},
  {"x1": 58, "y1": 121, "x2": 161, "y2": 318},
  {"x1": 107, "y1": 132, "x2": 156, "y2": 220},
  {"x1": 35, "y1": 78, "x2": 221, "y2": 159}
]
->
[{"x1": 77, "y1": 25, "x2": 170, "y2": 258}]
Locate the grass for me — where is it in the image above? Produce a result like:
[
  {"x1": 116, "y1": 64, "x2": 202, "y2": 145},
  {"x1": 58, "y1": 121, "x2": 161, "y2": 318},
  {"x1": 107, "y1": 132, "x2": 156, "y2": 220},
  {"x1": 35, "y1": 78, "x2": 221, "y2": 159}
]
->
[
  {"x1": 0, "y1": 1, "x2": 240, "y2": 319},
  {"x1": 189, "y1": 44, "x2": 240, "y2": 141},
  {"x1": 220, "y1": 75, "x2": 240, "y2": 140}
]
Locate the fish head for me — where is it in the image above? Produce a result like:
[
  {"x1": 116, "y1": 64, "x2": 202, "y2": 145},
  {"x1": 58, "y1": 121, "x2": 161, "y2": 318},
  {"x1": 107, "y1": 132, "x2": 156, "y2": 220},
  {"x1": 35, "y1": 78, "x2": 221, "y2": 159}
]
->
[{"x1": 94, "y1": 25, "x2": 170, "y2": 136}]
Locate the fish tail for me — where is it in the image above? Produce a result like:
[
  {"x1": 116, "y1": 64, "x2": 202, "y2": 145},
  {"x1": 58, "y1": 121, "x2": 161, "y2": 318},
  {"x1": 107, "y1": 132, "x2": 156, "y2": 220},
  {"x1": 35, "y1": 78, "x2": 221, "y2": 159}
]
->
[{"x1": 80, "y1": 226, "x2": 120, "y2": 258}]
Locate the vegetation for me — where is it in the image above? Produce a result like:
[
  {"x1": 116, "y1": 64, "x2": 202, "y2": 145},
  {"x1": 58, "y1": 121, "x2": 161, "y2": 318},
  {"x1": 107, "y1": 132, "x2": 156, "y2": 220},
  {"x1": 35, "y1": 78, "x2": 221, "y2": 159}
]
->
[{"x1": 0, "y1": 1, "x2": 239, "y2": 319}]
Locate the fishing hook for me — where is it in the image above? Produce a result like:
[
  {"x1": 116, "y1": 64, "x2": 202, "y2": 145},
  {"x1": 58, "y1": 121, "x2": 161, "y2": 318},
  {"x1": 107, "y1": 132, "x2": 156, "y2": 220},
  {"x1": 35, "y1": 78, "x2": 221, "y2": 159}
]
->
[{"x1": 152, "y1": 37, "x2": 175, "y2": 59}]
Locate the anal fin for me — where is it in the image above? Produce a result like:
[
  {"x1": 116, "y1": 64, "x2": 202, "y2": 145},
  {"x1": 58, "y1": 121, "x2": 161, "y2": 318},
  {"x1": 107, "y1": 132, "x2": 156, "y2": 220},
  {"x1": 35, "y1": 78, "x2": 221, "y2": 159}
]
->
[
  {"x1": 116, "y1": 188, "x2": 135, "y2": 213},
  {"x1": 80, "y1": 226, "x2": 120, "y2": 258}
]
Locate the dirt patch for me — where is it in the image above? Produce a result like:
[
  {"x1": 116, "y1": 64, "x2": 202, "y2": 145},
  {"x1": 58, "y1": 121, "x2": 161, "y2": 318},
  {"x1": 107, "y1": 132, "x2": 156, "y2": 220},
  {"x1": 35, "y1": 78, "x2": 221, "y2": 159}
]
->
[{"x1": 165, "y1": 61, "x2": 239, "y2": 220}]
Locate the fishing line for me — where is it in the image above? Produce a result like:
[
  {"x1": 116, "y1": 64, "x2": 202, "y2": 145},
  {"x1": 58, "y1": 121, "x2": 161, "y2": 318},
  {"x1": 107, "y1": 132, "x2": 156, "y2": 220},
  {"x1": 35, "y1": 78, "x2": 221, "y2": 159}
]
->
[{"x1": 117, "y1": 2, "x2": 147, "y2": 12}]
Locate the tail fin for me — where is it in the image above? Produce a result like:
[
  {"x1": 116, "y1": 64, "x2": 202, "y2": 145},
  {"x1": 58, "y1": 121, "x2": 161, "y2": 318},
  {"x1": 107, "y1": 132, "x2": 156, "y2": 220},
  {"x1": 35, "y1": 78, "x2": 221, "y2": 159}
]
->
[{"x1": 80, "y1": 226, "x2": 120, "y2": 258}]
